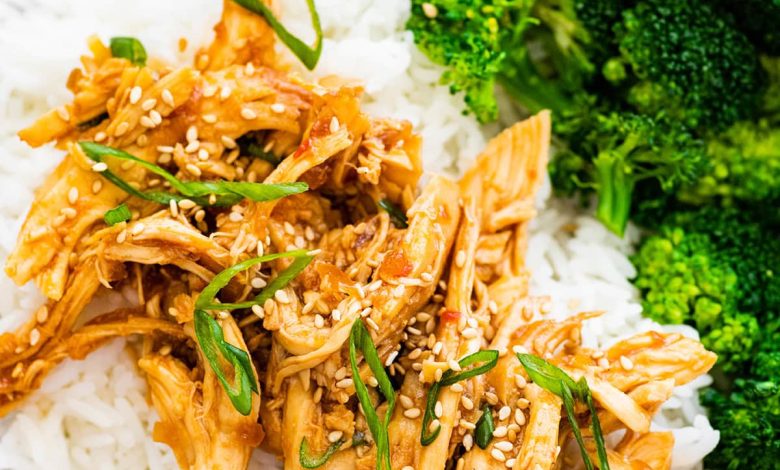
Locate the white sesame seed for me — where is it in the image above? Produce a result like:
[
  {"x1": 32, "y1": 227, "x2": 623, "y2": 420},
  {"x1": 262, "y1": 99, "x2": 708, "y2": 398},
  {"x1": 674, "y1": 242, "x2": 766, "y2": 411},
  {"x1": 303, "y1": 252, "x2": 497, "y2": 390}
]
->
[
  {"x1": 140, "y1": 116, "x2": 156, "y2": 128},
  {"x1": 434, "y1": 401, "x2": 443, "y2": 418},
  {"x1": 245, "y1": 62, "x2": 255, "y2": 75},
  {"x1": 505, "y1": 459, "x2": 516, "y2": 468},
  {"x1": 178, "y1": 199, "x2": 196, "y2": 210},
  {"x1": 162, "y1": 89, "x2": 175, "y2": 107},
  {"x1": 141, "y1": 98, "x2": 157, "y2": 111},
  {"x1": 327, "y1": 431, "x2": 343, "y2": 443},
  {"x1": 449, "y1": 358, "x2": 462, "y2": 372},
  {"x1": 149, "y1": 110, "x2": 162, "y2": 125},
  {"x1": 198, "y1": 148, "x2": 210, "y2": 161},
  {"x1": 219, "y1": 86, "x2": 232, "y2": 101},
  {"x1": 92, "y1": 162, "x2": 108, "y2": 172},
  {"x1": 275, "y1": 290, "x2": 290, "y2": 304},
  {"x1": 29, "y1": 328, "x2": 41, "y2": 346},
  {"x1": 241, "y1": 107, "x2": 257, "y2": 120},
  {"x1": 492, "y1": 425, "x2": 508, "y2": 438},
  {"x1": 463, "y1": 434, "x2": 474, "y2": 451},
  {"x1": 336, "y1": 378, "x2": 354, "y2": 389},
  {"x1": 186, "y1": 126, "x2": 198, "y2": 143},
  {"x1": 329, "y1": 116, "x2": 340, "y2": 133},
  {"x1": 251, "y1": 277, "x2": 267, "y2": 289},
  {"x1": 332, "y1": 308, "x2": 342, "y2": 321},
  {"x1": 94, "y1": 131, "x2": 107, "y2": 142},
  {"x1": 402, "y1": 466, "x2": 414, "y2": 470},
  {"x1": 366, "y1": 317, "x2": 380, "y2": 332},
  {"x1": 251, "y1": 304, "x2": 264, "y2": 318},
  {"x1": 459, "y1": 419, "x2": 476, "y2": 430},
  {"x1": 56, "y1": 106, "x2": 70, "y2": 121},
  {"x1": 157, "y1": 145, "x2": 174, "y2": 154},
  {"x1": 36, "y1": 306, "x2": 49, "y2": 323},
  {"x1": 451, "y1": 383, "x2": 464, "y2": 393},
  {"x1": 420, "y1": 272, "x2": 434, "y2": 282},
  {"x1": 114, "y1": 121, "x2": 129, "y2": 137},
  {"x1": 130, "y1": 223, "x2": 145, "y2": 236},
  {"x1": 220, "y1": 135, "x2": 237, "y2": 149},
  {"x1": 184, "y1": 140, "x2": 200, "y2": 153},
  {"x1": 461, "y1": 395, "x2": 474, "y2": 410},
  {"x1": 494, "y1": 441, "x2": 514, "y2": 452},
  {"x1": 461, "y1": 328, "x2": 478, "y2": 339},
  {"x1": 399, "y1": 394, "x2": 414, "y2": 409},
  {"x1": 385, "y1": 350, "x2": 399, "y2": 367},
  {"x1": 434, "y1": 368, "x2": 444, "y2": 382},
  {"x1": 67, "y1": 187, "x2": 79, "y2": 205},
  {"x1": 515, "y1": 374, "x2": 527, "y2": 388},
  {"x1": 620, "y1": 355, "x2": 634, "y2": 370},
  {"x1": 129, "y1": 86, "x2": 142, "y2": 104},
  {"x1": 136, "y1": 134, "x2": 148, "y2": 146},
  {"x1": 202, "y1": 113, "x2": 217, "y2": 124},
  {"x1": 514, "y1": 408, "x2": 526, "y2": 426},
  {"x1": 422, "y1": 2, "x2": 438, "y2": 18},
  {"x1": 432, "y1": 341, "x2": 443, "y2": 355},
  {"x1": 491, "y1": 448, "x2": 506, "y2": 462},
  {"x1": 512, "y1": 345, "x2": 528, "y2": 355},
  {"x1": 403, "y1": 408, "x2": 421, "y2": 419},
  {"x1": 314, "y1": 314, "x2": 325, "y2": 328},
  {"x1": 116, "y1": 229, "x2": 127, "y2": 244},
  {"x1": 517, "y1": 398, "x2": 530, "y2": 409},
  {"x1": 498, "y1": 406, "x2": 511, "y2": 421},
  {"x1": 598, "y1": 357, "x2": 610, "y2": 369},
  {"x1": 270, "y1": 103, "x2": 285, "y2": 113},
  {"x1": 186, "y1": 163, "x2": 202, "y2": 177}
]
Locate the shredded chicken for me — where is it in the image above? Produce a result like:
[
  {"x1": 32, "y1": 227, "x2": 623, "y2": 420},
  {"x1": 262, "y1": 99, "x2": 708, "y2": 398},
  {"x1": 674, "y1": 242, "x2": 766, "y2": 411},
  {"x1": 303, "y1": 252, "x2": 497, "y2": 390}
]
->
[{"x1": 0, "y1": 2, "x2": 717, "y2": 469}]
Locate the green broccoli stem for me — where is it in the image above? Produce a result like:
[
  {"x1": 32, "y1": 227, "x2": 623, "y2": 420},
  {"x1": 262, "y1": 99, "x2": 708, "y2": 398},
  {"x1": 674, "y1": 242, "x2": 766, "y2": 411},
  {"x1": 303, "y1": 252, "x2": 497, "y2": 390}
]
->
[
  {"x1": 498, "y1": 52, "x2": 573, "y2": 114},
  {"x1": 593, "y1": 133, "x2": 642, "y2": 236}
]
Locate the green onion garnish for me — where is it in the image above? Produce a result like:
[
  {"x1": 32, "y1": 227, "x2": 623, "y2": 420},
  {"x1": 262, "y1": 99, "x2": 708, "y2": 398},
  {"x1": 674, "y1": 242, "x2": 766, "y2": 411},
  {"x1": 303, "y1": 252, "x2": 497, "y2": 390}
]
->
[
  {"x1": 349, "y1": 319, "x2": 396, "y2": 470},
  {"x1": 110, "y1": 37, "x2": 147, "y2": 66},
  {"x1": 194, "y1": 250, "x2": 313, "y2": 415},
  {"x1": 299, "y1": 436, "x2": 345, "y2": 468},
  {"x1": 79, "y1": 142, "x2": 308, "y2": 207},
  {"x1": 421, "y1": 349, "x2": 499, "y2": 445},
  {"x1": 104, "y1": 203, "x2": 131, "y2": 226},
  {"x1": 232, "y1": 0, "x2": 322, "y2": 70},
  {"x1": 194, "y1": 309, "x2": 258, "y2": 415},
  {"x1": 516, "y1": 354, "x2": 610, "y2": 470},
  {"x1": 378, "y1": 199, "x2": 408, "y2": 229},
  {"x1": 474, "y1": 404, "x2": 494, "y2": 449}
]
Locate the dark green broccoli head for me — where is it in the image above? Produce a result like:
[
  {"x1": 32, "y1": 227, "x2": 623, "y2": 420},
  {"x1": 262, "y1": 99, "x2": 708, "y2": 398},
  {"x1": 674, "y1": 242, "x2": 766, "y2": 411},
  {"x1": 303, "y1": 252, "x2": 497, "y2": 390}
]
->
[
  {"x1": 552, "y1": 111, "x2": 706, "y2": 235},
  {"x1": 407, "y1": 0, "x2": 534, "y2": 123},
  {"x1": 613, "y1": 0, "x2": 765, "y2": 130},
  {"x1": 710, "y1": 0, "x2": 780, "y2": 55}
]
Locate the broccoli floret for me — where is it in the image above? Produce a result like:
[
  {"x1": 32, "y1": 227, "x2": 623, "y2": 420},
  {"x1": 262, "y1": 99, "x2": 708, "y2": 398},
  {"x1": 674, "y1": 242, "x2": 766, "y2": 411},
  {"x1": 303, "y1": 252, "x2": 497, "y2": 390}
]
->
[
  {"x1": 552, "y1": 111, "x2": 706, "y2": 236},
  {"x1": 406, "y1": 0, "x2": 534, "y2": 123},
  {"x1": 710, "y1": 0, "x2": 780, "y2": 55},
  {"x1": 677, "y1": 119, "x2": 780, "y2": 206},
  {"x1": 633, "y1": 207, "x2": 780, "y2": 372},
  {"x1": 612, "y1": 0, "x2": 765, "y2": 130}
]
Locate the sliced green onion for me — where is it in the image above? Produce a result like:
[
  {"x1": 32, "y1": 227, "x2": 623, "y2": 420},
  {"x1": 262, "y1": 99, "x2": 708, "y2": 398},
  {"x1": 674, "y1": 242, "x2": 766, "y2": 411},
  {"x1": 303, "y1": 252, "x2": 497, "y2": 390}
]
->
[
  {"x1": 77, "y1": 112, "x2": 109, "y2": 130},
  {"x1": 195, "y1": 250, "x2": 313, "y2": 311},
  {"x1": 299, "y1": 436, "x2": 344, "y2": 468},
  {"x1": 474, "y1": 405, "x2": 494, "y2": 449},
  {"x1": 517, "y1": 354, "x2": 610, "y2": 470},
  {"x1": 79, "y1": 142, "x2": 308, "y2": 207},
  {"x1": 237, "y1": 135, "x2": 281, "y2": 166},
  {"x1": 193, "y1": 309, "x2": 257, "y2": 415},
  {"x1": 378, "y1": 199, "x2": 408, "y2": 229},
  {"x1": 231, "y1": 0, "x2": 322, "y2": 70},
  {"x1": 421, "y1": 350, "x2": 499, "y2": 445},
  {"x1": 110, "y1": 37, "x2": 147, "y2": 66},
  {"x1": 104, "y1": 203, "x2": 131, "y2": 226},
  {"x1": 349, "y1": 319, "x2": 395, "y2": 470}
]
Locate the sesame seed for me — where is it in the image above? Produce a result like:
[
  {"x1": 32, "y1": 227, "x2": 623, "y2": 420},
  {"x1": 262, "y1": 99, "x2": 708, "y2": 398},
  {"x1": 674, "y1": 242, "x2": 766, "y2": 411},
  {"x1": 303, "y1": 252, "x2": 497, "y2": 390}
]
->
[
  {"x1": 432, "y1": 341, "x2": 443, "y2": 355},
  {"x1": 198, "y1": 148, "x2": 210, "y2": 161},
  {"x1": 141, "y1": 98, "x2": 157, "y2": 111},
  {"x1": 245, "y1": 62, "x2": 255, "y2": 75},
  {"x1": 114, "y1": 121, "x2": 129, "y2": 137},
  {"x1": 116, "y1": 229, "x2": 127, "y2": 244},
  {"x1": 36, "y1": 306, "x2": 49, "y2": 323},
  {"x1": 399, "y1": 394, "x2": 414, "y2": 409},
  {"x1": 459, "y1": 419, "x2": 476, "y2": 430},
  {"x1": 130, "y1": 223, "x2": 145, "y2": 236},
  {"x1": 92, "y1": 162, "x2": 108, "y2": 172},
  {"x1": 403, "y1": 408, "x2": 421, "y2": 419},
  {"x1": 270, "y1": 103, "x2": 285, "y2": 113},
  {"x1": 275, "y1": 290, "x2": 290, "y2": 304},
  {"x1": 202, "y1": 114, "x2": 217, "y2": 124},
  {"x1": 514, "y1": 408, "x2": 526, "y2": 426},
  {"x1": 515, "y1": 374, "x2": 527, "y2": 388},
  {"x1": 67, "y1": 187, "x2": 79, "y2": 205},
  {"x1": 366, "y1": 317, "x2": 380, "y2": 332},
  {"x1": 385, "y1": 350, "x2": 399, "y2": 367},
  {"x1": 491, "y1": 449, "x2": 506, "y2": 462},
  {"x1": 461, "y1": 396, "x2": 474, "y2": 411},
  {"x1": 492, "y1": 425, "x2": 508, "y2": 438},
  {"x1": 494, "y1": 441, "x2": 513, "y2": 452},
  {"x1": 61, "y1": 207, "x2": 77, "y2": 219},
  {"x1": 329, "y1": 116, "x2": 340, "y2": 133},
  {"x1": 434, "y1": 401, "x2": 443, "y2": 418},
  {"x1": 157, "y1": 145, "x2": 174, "y2": 154},
  {"x1": 420, "y1": 272, "x2": 433, "y2": 282},
  {"x1": 461, "y1": 327, "x2": 478, "y2": 339},
  {"x1": 140, "y1": 116, "x2": 156, "y2": 128},
  {"x1": 186, "y1": 163, "x2": 202, "y2": 177},
  {"x1": 434, "y1": 368, "x2": 443, "y2": 382},
  {"x1": 489, "y1": 300, "x2": 499, "y2": 314},
  {"x1": 332, "y1": 308, "x2": 342, "y2": 321},
  {"x1": 149, "y1": 110, "x2": 162, "y2": 125},
  {"x1": 367, "y1": 376, "x2": 379, "y2": 387},
  {"x1": 422, "y1": 2, "x2": 438, "y2": 18},
  {"x1": 221, "y1": 135, "x2": 237, "y2": 149},
  {"x1": 29, "y1": 328, "x2": 41, "y2": 346},
  {"x1": 620, "y1": 355, "x2": 634, "y2": 370},
  {"x1": 241, "y1": 107, "x2": 257, "y2": 120},
  {"x1": 162, "y1": 89, "x2": 175, "y2": 107},
  {"x1": 448, "y1": 358, "x2": 462, "y2": 372},
  {"x1": 512, "y1": 345, "x2": 528, "y2": 355},
  {"x1": 498, "y1": 406, "x2": 511, "y2": 421},
  {"x1": 463, "y1": 434, "x2": 474, "y2": 451},
  {"x1": 251, "y1": 277, "x2": 267, "y2": 289},
  {"x1": 186, "y1": 126, "x2": 198, "y2": 143},
  {"x1": 455, "y1": 250, "x2": 466, "y2": 268},
  {"x1": 516, "y1": 398, "x2": 530, "y2": 409},
  {"x1": 219, "y1": 86, "x2": 232, "y2": 101},
  {"x1": 314, "y1": 314, "x2": 325, "y2": 328},
  {"x1": 136, "y1": 134, "x2": 148, "y2": 146},
  {"x1": 327, "y1": 431, "x2": 343, "y2": 443},
  {"x1": 336, "y1": 378, "x2": 354, "y2": 389},
  {"x1": 11, "y1": 362, "x2": 23, "y2": 378},
  {"x1": 94, "y1": 131, "x2": 107, "y2": 142},
  {"x1": 168, "y1": 199, "x2": 179, "y2": 217},
  {"x1": 251, "y1": 304, "x2": 264, "y2": 318},
  {"x1": 485, "y1": 392, "x2": 499, "y2": 405},
  {"x1": 313, "y1": 387, "x2": 323, "y2": 403},
  {"x1": 120, "y1": 160, "x2": 134, "y2": 171},
  {"x1": 178, "y1": 199, "x2": 196, "y2": 210},
  {"x1": 129, "y1": 86, "x2": 142, "y2": 104},
  {"x1": 402, "y1": 466, "x2": 414, "y2": 470},
  {"x1": 598, "y1": 357, "x2": 610, "y2": 369},
  {"x1": 185, "y1": 140, "x2": 200, "y2": 153},
  {"x1": 56, "y1": 106, "x2": 70, "y2": 121}
]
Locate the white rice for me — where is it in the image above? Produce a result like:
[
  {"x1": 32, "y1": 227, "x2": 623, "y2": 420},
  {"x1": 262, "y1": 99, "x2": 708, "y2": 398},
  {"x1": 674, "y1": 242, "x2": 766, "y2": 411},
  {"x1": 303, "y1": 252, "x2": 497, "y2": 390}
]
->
[{"x1": 0, "y1": 0, "x2": 717, "y2": 468}]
